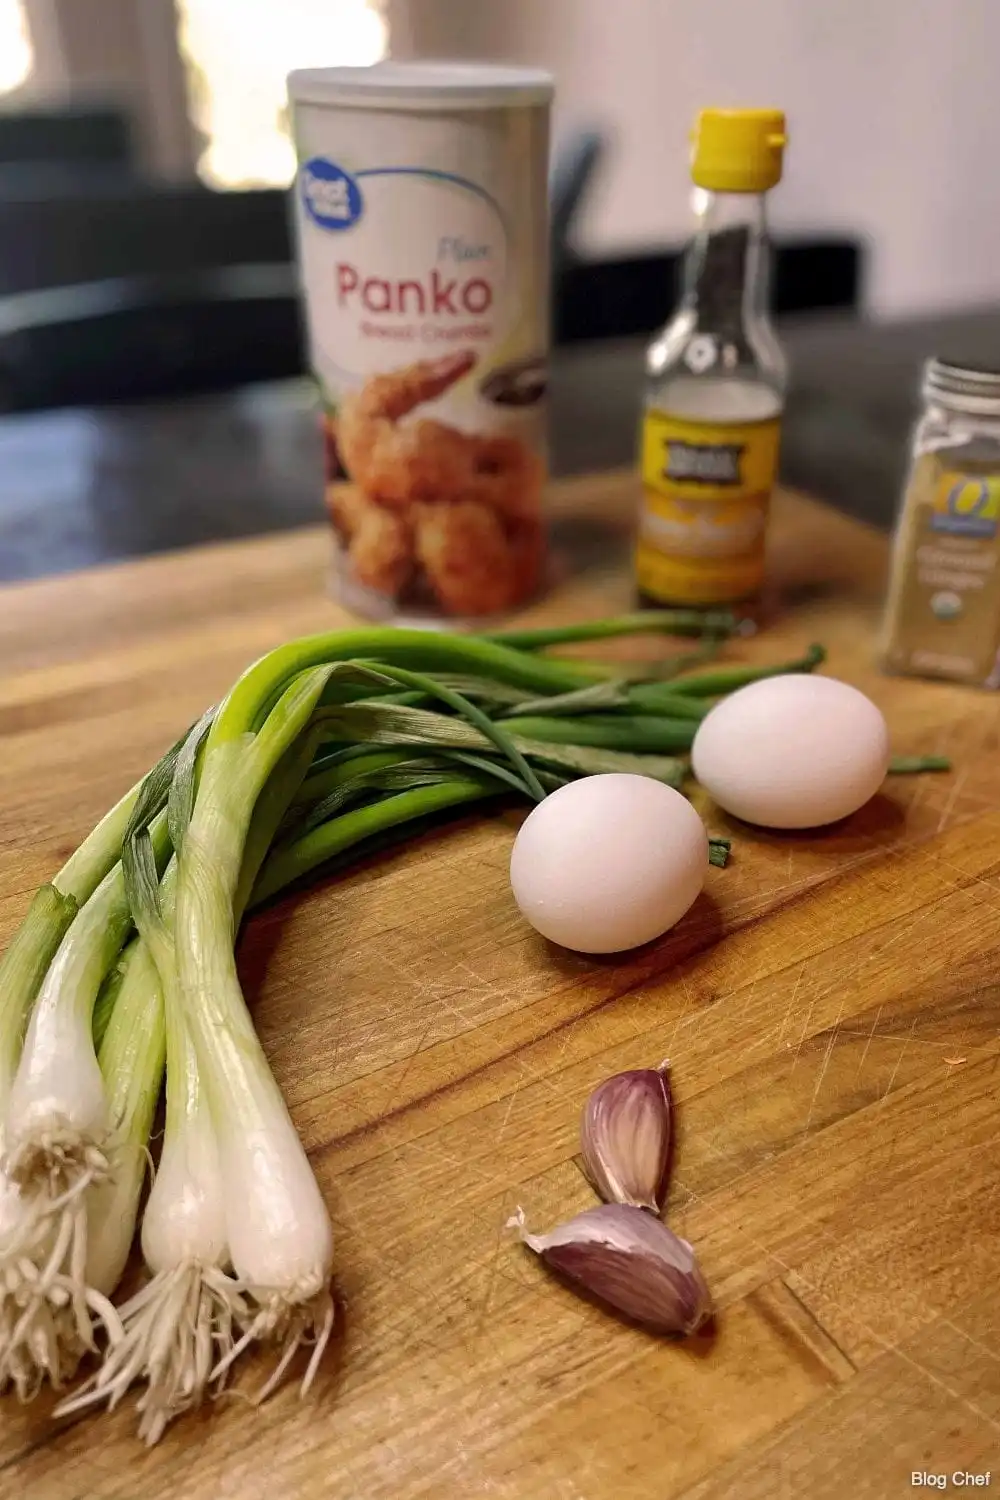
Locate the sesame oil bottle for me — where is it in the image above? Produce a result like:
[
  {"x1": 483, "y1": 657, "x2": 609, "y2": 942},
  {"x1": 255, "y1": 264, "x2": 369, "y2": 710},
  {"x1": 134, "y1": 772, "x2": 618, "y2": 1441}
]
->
[{"x1": 636, "y1": 109, "x2": 788, "y2": 608}]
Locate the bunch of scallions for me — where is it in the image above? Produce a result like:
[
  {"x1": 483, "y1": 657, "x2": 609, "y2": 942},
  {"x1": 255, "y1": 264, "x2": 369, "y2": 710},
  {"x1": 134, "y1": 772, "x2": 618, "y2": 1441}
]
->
[{"x1": 0, "y1": 614, "x2": 943, "y2": 1442}]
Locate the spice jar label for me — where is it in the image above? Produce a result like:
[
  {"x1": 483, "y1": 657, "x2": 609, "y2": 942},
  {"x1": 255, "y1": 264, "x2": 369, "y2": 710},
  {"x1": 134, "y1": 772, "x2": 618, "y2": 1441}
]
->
[{"x1": 882, "y1": 456, "x2": 1000, "y2": 687}]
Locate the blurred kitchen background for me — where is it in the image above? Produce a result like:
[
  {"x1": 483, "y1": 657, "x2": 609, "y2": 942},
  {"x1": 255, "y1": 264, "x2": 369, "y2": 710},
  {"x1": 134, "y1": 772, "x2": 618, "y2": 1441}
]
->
[
  {"x1": 4, "y1": 0, "x2": 999, "y2": 313},
  {"x1": 3, "y1": 0, "x2": 1000, "y2": 581}
]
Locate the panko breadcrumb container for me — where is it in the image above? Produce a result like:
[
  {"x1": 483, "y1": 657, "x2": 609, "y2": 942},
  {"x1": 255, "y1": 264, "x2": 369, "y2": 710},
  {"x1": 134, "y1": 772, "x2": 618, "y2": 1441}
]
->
[{"x1": 287, "y1": 62, "x2": 553, "y2": 621}]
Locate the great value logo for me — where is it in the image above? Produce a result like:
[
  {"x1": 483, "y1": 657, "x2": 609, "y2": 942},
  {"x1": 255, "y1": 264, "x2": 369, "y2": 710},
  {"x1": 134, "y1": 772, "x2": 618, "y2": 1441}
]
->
[{"x1": 301, "y1": 158, "x2": 363, "y2": 231}]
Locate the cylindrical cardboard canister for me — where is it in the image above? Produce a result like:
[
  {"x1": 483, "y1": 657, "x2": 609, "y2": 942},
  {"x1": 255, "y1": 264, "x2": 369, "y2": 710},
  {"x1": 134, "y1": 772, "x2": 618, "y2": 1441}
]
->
[{"x1": 288, "y1": 62, "x2": 553, "y2": 623}]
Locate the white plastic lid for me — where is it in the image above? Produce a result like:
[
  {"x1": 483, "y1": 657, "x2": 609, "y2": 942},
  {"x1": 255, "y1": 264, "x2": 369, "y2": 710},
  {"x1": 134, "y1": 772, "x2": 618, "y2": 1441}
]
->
[{"x1": 288, "y1": 61, "x2": 554, "y2": 112}]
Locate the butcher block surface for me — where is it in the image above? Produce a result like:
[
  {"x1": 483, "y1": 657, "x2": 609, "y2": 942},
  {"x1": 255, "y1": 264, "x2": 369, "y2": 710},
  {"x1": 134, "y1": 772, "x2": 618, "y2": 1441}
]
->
[{"x1": 1, "y1": 473, "x2": 999, "y2": 1499}]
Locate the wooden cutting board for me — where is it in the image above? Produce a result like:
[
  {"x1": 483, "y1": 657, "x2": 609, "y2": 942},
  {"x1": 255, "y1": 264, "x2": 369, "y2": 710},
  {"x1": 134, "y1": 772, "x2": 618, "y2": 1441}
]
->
[{"x1": 2, "y1": 473, "x2": 999, "y2": 1499}]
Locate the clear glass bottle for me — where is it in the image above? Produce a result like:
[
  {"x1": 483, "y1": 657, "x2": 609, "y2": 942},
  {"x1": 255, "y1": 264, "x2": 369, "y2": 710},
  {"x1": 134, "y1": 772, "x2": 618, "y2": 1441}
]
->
[
  {"x1": 636, "y1": 108, "x2": 788, "y2": 608},
  {"x1": 881, "y1": 356, "x2": 1000, "y2": 687}
]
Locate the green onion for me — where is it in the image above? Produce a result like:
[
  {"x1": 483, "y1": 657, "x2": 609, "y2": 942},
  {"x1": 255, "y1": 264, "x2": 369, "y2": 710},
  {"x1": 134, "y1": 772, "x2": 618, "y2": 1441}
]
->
[
  {"x1": 0, "y1": 885, "x2": 78, "y2": 1099},
  {"x1": 211, "y1": 628, "x2": 611, "y2": 741},
  {"x1": 620, "y1": 684, "x2": 709, "y2": 719},
  {"x1": 665, "y1": 643, "x2": 826, "y2": 697},
  {"x1": 424, "y1": 669, "x2": 710, "y2": 723},
  {"x1": 708, "y1": 837, "x2": 732, "y2": 869},
  {"x1": 5, "y1": 812, "x2": 170, "y2": 1184},
  {"x1": 171, "y1": 667, "x2": 337, "y2": 1394},
  {"x1": 255, "y1": 775, "x2": 493, "y2": 905},
  {"x1": 293, "y1": 746, "x2": 414, "y2": 809},
  {"x1": 81, "y1": 935, "x2": 167, "y2": 1347},
  {"x1": 435, "y1": 674, "x2": 633, "y2": 717},
  {"x1": 887, "y1": 754, "x2": 952, "y2": 774},
  {"x1": 316, "y1": 699, "x2": 695, "y2": 780},
  {"x1": 290, "y1": 757, "x2": 529, "y2": 840},
  {"x1": 54, "y1": 783, "x2": 153, "y2": 906},
  {"x1": 59, "y1": 705, "x2": 346, "y2": 1438},
  {"x1": 0, "y1": 740, "x2": 191, "y2": 1395},
  {"x1": 328, "y1": 661, "x2": 547, "y2": 802},
  {"x1": 58, "y1": 858, "x2": 248, "y2": 1440},
  {"x1": 646, "y1": 639, "x2": 727, "y2": 680},
  {"x1": 0, "y1": 816, "x2": 171, "y2": 1391},
  {"x1": 91, "y1": 947, "x2": 129, "y2": 1054},
  {"x1": 484, "y1": 610, "x2": 736, "y2": 650},
  {"x1": 500, "y1": 714, "x2": 697, "y2": 754},
  {"x1": 252, "y1": 809, "x2": 467, "y2": 904},
  {"x1": 295, "y1": 740, "x2": 683, "y2": 818},
  {"x1": 559, "y1": 636, "x2": 723, "y2": 682},
  {"x1": 515, "y1": 740, "x2": 686, "y2": 784}
]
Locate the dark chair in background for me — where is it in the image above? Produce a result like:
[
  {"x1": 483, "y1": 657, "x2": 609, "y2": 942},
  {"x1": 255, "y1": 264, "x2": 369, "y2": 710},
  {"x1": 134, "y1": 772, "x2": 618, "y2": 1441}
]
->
[
  {"x1": 0, "y1": 266, "x2": 303, "y2": 410},
  {"x1": 0, "y1": 183, "x2": 303, "y2": 408},
  {"x1": 545, "y1": 131, "x2": 862, "y2": 341},
  {"x1": 0, "y1": 103, "x2": 138, "y2": 197},
  {"x1": 550, "y1": 128, "x2": 604, "y2": 277},
  {"x1": 0, "y1": 182, "x2": 292, "y2": 295},
  {"x1": 554, "y1": 239, "x2": 863, "y2": 344},
  {"x1": 0, "y1": 104, "x2": 135, "y2": 170}
]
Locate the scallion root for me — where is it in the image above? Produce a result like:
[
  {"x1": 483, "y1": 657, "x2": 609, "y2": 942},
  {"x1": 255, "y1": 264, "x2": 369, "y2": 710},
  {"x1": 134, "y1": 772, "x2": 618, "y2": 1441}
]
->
[
  {"x1": 214, "y1": 1283, "x2": 335, "y2": 1403},
  {"x1": 0, "y1": 1176, "x2": 124, "y2": 1396},
  {"x1": 55, "y1": 1262, "x2": 249, "y2": 1443}
]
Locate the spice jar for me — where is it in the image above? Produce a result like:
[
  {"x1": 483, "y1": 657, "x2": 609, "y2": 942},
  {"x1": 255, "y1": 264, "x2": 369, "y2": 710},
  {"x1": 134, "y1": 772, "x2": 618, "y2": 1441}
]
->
[{"x1": 882, "y1": 356, "x2": 1000, "y2": 688}]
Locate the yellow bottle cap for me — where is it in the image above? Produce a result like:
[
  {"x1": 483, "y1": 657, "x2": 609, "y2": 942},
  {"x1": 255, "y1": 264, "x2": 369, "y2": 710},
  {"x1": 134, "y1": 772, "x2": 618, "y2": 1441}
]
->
[{"x1": 691, "y1": 108, "x2": 787, "y2": 193}]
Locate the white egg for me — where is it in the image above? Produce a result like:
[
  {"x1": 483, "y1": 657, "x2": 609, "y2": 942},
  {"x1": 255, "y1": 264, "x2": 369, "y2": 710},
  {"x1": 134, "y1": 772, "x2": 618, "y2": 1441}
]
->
[
  {"x1": 509, "y1": 773, "x2": 707, "y2": 954},
  {"x1": 691, "y1": 673, "x2": 890, "y2": 829}
]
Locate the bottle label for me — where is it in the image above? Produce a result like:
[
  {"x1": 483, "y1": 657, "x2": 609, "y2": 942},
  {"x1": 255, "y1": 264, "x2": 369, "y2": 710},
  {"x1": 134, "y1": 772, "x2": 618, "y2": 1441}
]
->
[{"x1": 636, "y1": 408, "x2": 781, "y2": 603}]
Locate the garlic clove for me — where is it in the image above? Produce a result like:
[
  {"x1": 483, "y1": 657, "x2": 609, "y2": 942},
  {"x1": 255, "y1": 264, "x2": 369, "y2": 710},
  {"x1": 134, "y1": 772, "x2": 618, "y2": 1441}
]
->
[
  {"x1": 510, "y1": 1203, "x2": 712, "y2": 1336},
  {"x1": 580, "y1": 1063, "x2": 672, "y2": 1211}
]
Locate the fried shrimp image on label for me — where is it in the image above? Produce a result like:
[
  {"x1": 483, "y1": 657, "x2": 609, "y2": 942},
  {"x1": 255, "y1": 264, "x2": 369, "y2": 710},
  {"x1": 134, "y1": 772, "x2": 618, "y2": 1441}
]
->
[
  {"x1": 414, "y1": 500, "x2": 543, "y2": 615},
  {"x1": 325, "y1": 484, "x2": 414, "y2": 597},
  {"x1": 338, "y1": 351, "x2": 475, "y2": 504},
  {"x1": 339, "y1": 353, "x2": 543, "y2": 520},
  {"x1": 466, "y1": 432, "x2": 544, "y2": 522}
]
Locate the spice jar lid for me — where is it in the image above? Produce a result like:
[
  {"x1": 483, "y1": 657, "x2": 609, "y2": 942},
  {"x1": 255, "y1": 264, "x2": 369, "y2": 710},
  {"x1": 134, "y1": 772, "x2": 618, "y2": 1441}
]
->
[{"x1": 924, "y1": 355, "x2": 1000, "y2": 414}]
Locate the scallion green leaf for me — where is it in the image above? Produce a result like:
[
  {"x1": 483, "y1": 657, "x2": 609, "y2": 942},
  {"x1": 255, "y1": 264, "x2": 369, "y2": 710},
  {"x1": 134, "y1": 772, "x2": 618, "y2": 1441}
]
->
[
  {"x1": 887, "y1": 754, "x2": 952, "y2": 774},
  {"x1": 668, "y1": 643, "x2": 826, "y2": 697},
  {"x1": 484, "y1": 610, "x2": 736, "y2": 650}
]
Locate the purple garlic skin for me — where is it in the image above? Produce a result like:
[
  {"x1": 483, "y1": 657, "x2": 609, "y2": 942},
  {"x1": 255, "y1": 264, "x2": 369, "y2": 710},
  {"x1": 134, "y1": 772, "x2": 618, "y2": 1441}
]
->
[
  {"x1": 514, "y1": 1202, "x2": 712, "y2": 1336},
  {"x1": 581, "y1": 1064, "x2": 672, "y2": 1212}
]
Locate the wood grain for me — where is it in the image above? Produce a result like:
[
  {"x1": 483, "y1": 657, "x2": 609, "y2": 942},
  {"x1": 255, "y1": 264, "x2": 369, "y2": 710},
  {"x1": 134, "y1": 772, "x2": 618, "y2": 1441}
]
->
[{"x1": 1, "y1": 473, "x2": 999, "y2": 1499}]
